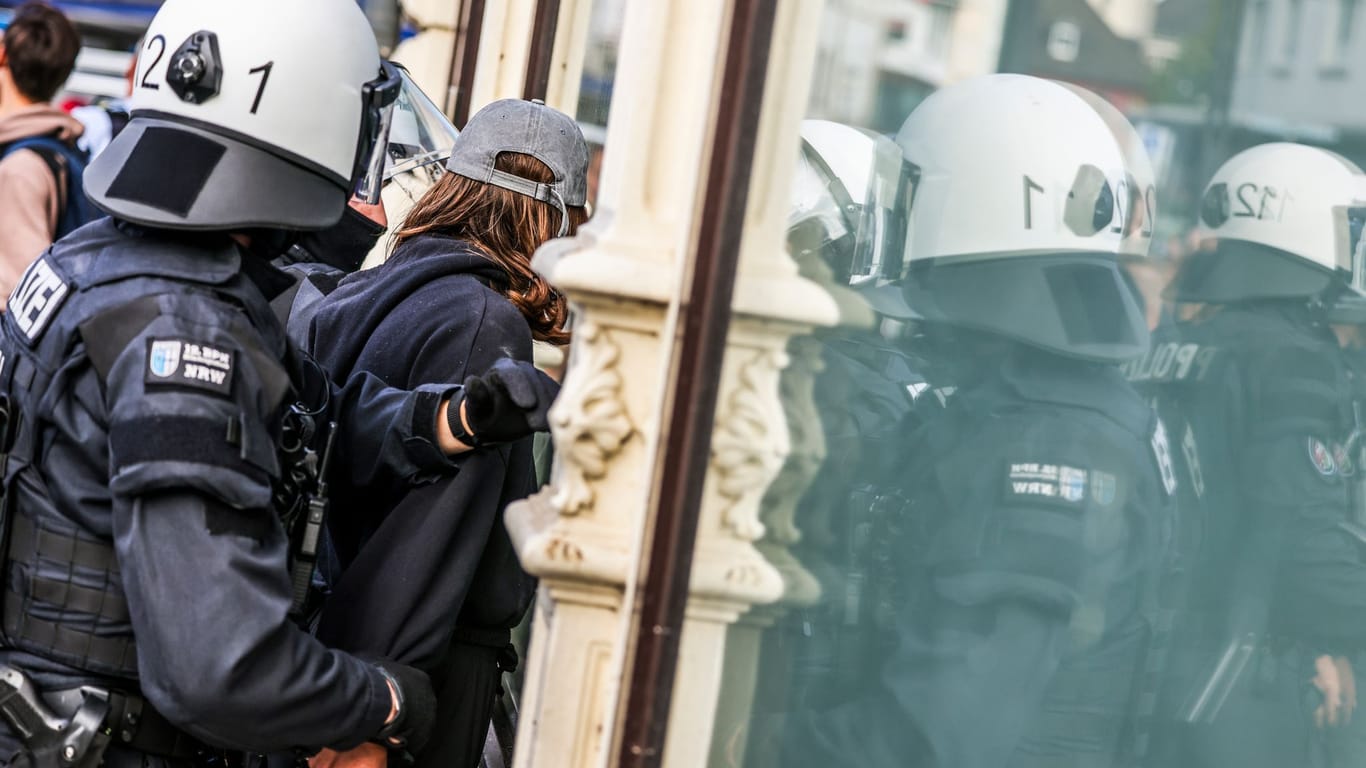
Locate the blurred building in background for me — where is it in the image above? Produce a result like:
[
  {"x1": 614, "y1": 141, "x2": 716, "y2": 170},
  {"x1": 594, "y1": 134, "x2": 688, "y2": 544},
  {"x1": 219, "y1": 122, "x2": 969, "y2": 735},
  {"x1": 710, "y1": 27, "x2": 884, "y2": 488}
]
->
[
  {"x1": 998, "y1": 0, "x2": 1152, "y2": 109},
  {"x1": 1230, "y1": 0, "x2": 1364, "y2": 149},
  {"x1": 807, "y1": 0, "x2": 964, "y2": 133}
]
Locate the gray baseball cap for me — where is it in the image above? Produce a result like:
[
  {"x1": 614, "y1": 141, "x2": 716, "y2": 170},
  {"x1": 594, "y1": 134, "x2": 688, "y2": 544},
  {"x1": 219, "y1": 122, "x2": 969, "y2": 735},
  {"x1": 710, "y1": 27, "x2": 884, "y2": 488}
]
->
[{"x1": 446, "y1": 98, "x2": 590, "y2": 236}]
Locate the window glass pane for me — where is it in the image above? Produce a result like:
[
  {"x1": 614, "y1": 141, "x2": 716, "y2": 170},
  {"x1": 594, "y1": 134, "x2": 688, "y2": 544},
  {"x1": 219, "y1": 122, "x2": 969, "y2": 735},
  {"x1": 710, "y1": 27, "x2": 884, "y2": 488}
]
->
[
  {"x1": 718, "y1": 0, "x2": 1366, "y2": 766},
  {"x1": 574, "y1": 0, "x2": 624, "y2": 209}
]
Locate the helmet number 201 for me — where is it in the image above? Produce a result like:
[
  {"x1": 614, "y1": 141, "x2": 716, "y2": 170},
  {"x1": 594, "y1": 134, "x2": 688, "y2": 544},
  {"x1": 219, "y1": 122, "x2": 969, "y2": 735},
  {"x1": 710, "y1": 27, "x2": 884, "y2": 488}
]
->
[{"x1": 138, "y1": 32, "x2": 274, "y2": 116}]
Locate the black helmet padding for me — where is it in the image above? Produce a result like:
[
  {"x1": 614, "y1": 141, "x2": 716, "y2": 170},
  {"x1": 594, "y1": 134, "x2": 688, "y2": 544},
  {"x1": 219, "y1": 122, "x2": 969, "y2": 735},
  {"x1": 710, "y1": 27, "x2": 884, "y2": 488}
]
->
[{"x1": 902, "y1": 253, "x2": 1150, "y2": 363}]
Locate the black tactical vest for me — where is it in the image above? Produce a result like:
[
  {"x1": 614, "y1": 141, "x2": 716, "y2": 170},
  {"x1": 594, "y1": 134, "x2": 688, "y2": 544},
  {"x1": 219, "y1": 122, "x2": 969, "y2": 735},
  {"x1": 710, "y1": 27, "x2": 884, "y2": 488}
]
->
[{"x1": 0, "y1": 219, "x2": 291, "y2": 682}]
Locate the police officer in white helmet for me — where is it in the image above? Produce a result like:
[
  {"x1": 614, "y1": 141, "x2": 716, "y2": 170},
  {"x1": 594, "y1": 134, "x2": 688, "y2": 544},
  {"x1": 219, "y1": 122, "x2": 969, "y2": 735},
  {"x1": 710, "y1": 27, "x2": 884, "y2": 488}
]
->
[
  {"x1": 1149, "y1": 143, "x2": 1366, "y2": 768},
  {"x1": 0, "y1": 1, "x2": 558, "y2": 766},
  {"x1": 778, "y1": 74, "x2": 1172, "y2": 768}
]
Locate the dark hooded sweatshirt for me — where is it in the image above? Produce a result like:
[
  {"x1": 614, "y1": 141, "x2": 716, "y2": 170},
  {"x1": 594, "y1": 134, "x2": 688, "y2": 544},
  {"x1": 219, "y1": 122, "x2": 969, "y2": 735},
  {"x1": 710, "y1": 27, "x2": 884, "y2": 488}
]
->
[{"x1": 306, "y1": 234, "x2": 538, "y2": 767}]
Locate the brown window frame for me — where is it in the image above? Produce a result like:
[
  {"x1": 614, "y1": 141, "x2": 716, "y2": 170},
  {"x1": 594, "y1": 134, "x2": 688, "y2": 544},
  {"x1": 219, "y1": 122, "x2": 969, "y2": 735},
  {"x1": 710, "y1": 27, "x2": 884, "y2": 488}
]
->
[{"x1": 612, "y1": 0, "x2": 781, "y2": 765}]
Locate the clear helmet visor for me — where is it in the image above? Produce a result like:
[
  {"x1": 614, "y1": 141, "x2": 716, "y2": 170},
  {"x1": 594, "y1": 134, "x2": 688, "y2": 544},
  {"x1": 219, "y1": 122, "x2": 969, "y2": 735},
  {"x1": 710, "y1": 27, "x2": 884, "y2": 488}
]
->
[
  {"x1": 853, "y1": 134, "x2": 918, "y2": 286},
  {"x1": 353, "y1": 61, "x2": 403, "y2": 205},
  {"x1": 788, "y1": 151, "x2": 852, "y2": 274},
  {"x1": 384, "y1": 68, "x2": 460, "y2": 183},
  {"x1": 788, "y1": 134, "x2": 918, "y2": 286}
]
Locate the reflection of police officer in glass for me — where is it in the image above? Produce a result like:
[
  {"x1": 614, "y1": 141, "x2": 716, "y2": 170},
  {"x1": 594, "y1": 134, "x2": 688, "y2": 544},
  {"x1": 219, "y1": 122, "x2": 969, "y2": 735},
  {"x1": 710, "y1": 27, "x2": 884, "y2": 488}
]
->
[
  {"x1": 0, "y1": 1, "x2": 558, "y2": 767},
  {"x1": 1142, "y1": 143, "x2": 1366, "y2": 768},
  {"x1": 750, "y1": 120, "x2": 925, "y2": 743},
  {"x1": 779, "y1": 74, "x2": 1172, "y2": 768}
]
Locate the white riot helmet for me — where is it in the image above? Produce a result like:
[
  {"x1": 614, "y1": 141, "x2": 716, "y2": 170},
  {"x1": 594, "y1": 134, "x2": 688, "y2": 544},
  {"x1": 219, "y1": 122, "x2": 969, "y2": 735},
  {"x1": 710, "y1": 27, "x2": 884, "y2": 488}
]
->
[
  {"x1": 789, "y1": 120, "x2": 919, "y2": 318},
  {"x1": 1057, "y1": 83, "x2": 1158, "y2": 259},
  {"x1": 1170, "y1": 143, "x2": 1366, "y2": 306},
  {"x1": 84, "y1": 0, "x2": 402, "y2": 231},
  {"x1": 895, "y1": 74, "x2": 1148, "y2": 362}
]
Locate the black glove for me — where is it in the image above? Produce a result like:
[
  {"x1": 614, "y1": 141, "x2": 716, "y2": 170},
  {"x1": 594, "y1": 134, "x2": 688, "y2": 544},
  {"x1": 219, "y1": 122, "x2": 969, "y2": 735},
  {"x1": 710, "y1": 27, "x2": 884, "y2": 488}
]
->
[
  {"x1": 371, "y1": 659, "x2": 436, "y2": 755},
  {"x1": 448, "y1": 358, "x2": 560, "y2": 447}
]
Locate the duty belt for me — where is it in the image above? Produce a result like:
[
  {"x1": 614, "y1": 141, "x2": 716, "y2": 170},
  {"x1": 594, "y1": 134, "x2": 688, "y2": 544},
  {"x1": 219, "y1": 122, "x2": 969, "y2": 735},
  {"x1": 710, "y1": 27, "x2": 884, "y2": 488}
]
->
[
  {"x1": 0, "y1": 664, "x2": 207, "y2": 767},
  {"x1": 41, "y1": 687, "x2": 204, "y2": 760}
]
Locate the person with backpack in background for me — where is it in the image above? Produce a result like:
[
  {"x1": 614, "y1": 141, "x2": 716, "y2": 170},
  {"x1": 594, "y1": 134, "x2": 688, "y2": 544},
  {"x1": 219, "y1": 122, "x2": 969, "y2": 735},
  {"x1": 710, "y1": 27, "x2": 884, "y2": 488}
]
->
[
  {"x1": 0, "y1": 1, "x2": 89, "y2": 300},
  {"x1": 70, "y1": 45, "x2": 135, "y2": 159}
]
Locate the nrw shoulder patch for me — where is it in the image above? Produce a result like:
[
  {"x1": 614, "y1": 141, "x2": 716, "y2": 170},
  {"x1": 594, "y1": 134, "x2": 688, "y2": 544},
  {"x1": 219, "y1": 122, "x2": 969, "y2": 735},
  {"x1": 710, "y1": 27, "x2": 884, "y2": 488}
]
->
[
  {"x1": 1309, "y1": 437, "x2": 1338, "y2": 476},
  {"x1": 1005, "y1": 462, "x2": 1089, "y2": 506},
  {"x1": 9, "y1": 258, "x2": 69, "y2": 345},
  {"x1": 144, "y1": 338, "x2": 235, "y2": 398}
]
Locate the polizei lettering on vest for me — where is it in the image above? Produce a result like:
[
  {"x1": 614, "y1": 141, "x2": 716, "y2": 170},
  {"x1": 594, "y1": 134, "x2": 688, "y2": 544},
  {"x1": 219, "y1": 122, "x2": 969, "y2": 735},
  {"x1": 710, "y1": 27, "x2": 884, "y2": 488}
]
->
[
  {"x1": 10, "y1": 259, "x2": 69, "y2": 344},
  {"x1": 1122, "y1": 342, "x2": 1215, "y2": 383}
]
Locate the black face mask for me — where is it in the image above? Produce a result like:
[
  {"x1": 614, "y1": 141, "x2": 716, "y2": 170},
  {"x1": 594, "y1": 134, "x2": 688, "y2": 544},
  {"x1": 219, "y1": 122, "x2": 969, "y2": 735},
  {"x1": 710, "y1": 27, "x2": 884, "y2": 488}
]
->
[
  {"x1": 291, "y1": 205, "x2": 388, "y2": 274},
  {"x1": 223, "y1": 228, "x2": 301, "y2": 301},
  {"x1": 238, "y1": 227, "x2": 299, "y2": 261}
]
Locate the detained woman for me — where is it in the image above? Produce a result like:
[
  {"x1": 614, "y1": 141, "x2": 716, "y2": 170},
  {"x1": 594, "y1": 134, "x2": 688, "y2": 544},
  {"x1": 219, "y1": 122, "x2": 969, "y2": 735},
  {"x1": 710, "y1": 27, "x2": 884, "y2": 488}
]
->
[{"x1": 305, "y1": 98, "x2": 589, "y2": 768}]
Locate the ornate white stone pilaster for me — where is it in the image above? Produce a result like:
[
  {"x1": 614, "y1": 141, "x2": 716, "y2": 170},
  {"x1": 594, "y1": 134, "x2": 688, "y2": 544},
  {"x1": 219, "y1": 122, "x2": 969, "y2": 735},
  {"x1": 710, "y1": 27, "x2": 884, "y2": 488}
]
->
[
  {"x1": 695, "y1": 0, "x2": 877, "y2": 763},
  {"x1": 657, "y1": 2, "x2": 851, "y2": 767},
  {"x1": 504, "y1": 0, "x2": 740, "y2": 765},
  {"x1": 506, "y1": 0, "x2": 862, "y2": 760}
]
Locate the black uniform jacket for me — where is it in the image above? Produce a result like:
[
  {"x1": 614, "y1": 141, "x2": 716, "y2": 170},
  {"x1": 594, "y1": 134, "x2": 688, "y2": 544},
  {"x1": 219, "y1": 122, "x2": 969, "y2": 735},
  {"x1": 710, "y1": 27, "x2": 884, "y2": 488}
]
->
[
  {"x1": 1155, "y1": 304, "x2": 1366, "y2": 650},
  {"x1": 0, "y1": 219, "x2": 458, "y2": 756},
  {"x1": 780, "y1": 346, "x2": 1170, "y2": 768},
  {"x1": 306, "y1": 234, "x2": 537, "y2": 671}
]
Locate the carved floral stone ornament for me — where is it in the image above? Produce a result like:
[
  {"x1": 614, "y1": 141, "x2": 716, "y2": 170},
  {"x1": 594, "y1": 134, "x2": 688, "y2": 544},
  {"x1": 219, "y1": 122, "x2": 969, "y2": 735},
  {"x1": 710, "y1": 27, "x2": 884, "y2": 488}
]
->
[
  {"x1": 547, "y1": 320, "x2": 635, "y2": 516},
  {"x1": 711, "y1": 346, "x2": 792, "y2": 543}
]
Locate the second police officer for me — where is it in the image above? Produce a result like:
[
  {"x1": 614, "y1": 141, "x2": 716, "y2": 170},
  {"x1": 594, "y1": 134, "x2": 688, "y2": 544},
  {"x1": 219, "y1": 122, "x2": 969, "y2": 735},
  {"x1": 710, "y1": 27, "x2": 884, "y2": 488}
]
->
[
  {"x1": 0, "y1": 0, "x2": 558, "y2": 766},
  {"x1": 777, "y1": 73, "x2": 1173, "y2": 767},
  {"x1": 1140, "y1": 143, "x2": 1366, "y2": 768}
]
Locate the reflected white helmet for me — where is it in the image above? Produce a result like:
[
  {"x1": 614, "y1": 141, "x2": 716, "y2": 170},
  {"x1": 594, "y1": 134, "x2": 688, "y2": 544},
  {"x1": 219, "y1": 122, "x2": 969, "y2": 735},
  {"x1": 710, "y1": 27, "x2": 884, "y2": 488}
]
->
[
  {"x1": 789, "y1": 120, "x2": 919, "y2": 318},
  {"x1": 895, "y1": 74, "x2": 1148, "y2": 362},
  {"x1": 1170, "y1": 143, "x2": 1366, "y2": 305},
  {"x1": 85, "y1": 0, "x2": 402, "y2": 231},
  {"x1": 1056, "y1": 83, "x2": 1158, "y2": 259}
]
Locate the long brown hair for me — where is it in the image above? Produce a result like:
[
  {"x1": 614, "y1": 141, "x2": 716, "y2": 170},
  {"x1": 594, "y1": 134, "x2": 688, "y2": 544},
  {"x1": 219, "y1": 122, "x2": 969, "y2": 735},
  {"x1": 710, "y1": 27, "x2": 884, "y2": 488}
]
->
[{"x1": 395, "y1": 152, "x2": 587, "y2": 345}]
